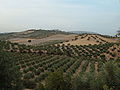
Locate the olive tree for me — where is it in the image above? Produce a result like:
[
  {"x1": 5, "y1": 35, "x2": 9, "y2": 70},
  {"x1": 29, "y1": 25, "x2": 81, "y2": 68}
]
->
[{"x1": 0, "y1": 52, "x2": 23, "y2": 90}]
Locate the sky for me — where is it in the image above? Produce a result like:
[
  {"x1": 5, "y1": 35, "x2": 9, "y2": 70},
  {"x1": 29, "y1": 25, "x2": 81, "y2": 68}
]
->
[{"x1": 0, "y1": 0, "x2": 120, "y2": 35}]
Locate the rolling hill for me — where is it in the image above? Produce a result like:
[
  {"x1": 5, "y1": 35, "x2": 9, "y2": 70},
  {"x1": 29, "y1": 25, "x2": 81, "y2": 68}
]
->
[
  {"x1": 0, "y1": 29, "x2": 70, "y2": 40},
  {"x1": 69, "y1": 31, "x2": 98, "y2": 34},
  {"x1": 0, "y1": 32, "x2": 120, "y2": 89},
  {"x1": 0, "y1": 30, "x2": 116, "y2": 46},
  {"x1": 62, "y1": 34, "x2": 117, "y2": 45}
]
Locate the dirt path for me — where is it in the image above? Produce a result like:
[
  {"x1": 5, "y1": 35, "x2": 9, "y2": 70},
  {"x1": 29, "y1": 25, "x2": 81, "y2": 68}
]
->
[
  {"x1": 95, "y1": 62, "x2": 98, "y2": 74},
  {"x1": 73, "y1": 61, "x2": 85, "y2": 77},
  {"x1": 86, "y1": 62, "x2": 90, "y2": 72}
]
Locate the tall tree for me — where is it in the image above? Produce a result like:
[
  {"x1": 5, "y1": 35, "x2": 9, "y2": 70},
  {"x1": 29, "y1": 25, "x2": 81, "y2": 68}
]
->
[
  {"x1": 45, "y1": 70, "x2": 72, "y2": 90},
  {"x1": 103, "y1": 61, "x2": 120, "y2": 90},
  {"x1": 0, "y1": 52, "x2": 23, "y2": 90},
  {"x1": 35, "y1": 83, "x2": 45, "y2": 90},
  {"x1": 117, "y1": 28, "x2": 120, "y2": 37}
]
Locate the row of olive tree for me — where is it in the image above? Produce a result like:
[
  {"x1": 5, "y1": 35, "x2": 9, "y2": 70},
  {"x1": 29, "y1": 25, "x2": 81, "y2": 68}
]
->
[
  {"x1": 0, "y1": 52, "x2": 119, "y2": 90},
  {"x1": 35, "y1": 61, "x2": 120, "y2": 90}
]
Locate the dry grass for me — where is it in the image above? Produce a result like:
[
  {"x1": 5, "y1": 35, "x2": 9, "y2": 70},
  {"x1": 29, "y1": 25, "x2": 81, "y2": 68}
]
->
[
  {"x1": 63, "y1": 34, "x2": 117, "y2": 45},
  {"x1": 9, "y1": 34, "x2": 117, "y2": 46},
  {"x1": 9, "y1": 34, "x2": 76, "y2": 45}
]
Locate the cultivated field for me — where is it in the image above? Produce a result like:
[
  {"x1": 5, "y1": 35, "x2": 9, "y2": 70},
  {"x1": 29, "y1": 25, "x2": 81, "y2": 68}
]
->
[
  {"x1": 1, "y1": 31, "x2": 120, "y2": 90},
  {"x1": 9, "y1": 34, "x2": 117, "y2": 46}
]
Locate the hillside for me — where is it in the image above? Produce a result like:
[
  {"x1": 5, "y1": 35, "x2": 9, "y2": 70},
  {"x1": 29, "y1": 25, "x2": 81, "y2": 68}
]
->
[
  {"x1": 8, "y1": 34, "x2": 117, "y2": 46},
  {"x1": 0, "y1": 39, "x2": 120, "y2": 90},
  {"x1": 62, "y1": 34, "x2": 117, "y2": 45},
  {"x1": 0, "y1": 30, "x2": 119, "y2": 90},
  {"x1": 7, "y1": 32, "x2": 117, "y2": 46},
  {"x1": 1, "y1": 0, "x2": 120, "y2": 89},
  {"x1": 69, "y1": 31, "x2": 98, "y2": 34},
  {"x1": 1, "y1": 30, "x2": 117, "y2": 46},
  {"x1": 9, "y1": 34, "x2": 76, "y2": 45},
  {"x1": 0, "y1": 29, "x2": 70, "y2": 40}
]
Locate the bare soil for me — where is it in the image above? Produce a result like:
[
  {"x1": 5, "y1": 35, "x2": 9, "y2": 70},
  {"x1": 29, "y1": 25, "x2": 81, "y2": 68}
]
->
[
  {"x1": 9, "y1": 34, "x2": 117, "y2": 46},
  {"x1": 9, "y1": 34, "x2": 76, "y2": 45},
  {"x1": 63, "y1": 34, "x2": 116, "y2": 45}
]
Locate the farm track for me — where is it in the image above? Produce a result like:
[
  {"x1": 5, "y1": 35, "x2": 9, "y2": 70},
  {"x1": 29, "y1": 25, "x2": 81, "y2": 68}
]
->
[
  {"x1": 86, "y1": 62, "x2": 91, "y2": 72},
  {"x1": 73, "y1": 61, "x2": 85, "y2": 77}
]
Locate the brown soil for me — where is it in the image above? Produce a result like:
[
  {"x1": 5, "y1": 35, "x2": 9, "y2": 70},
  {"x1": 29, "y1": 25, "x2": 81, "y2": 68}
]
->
[
  {"x1": 63, "y1": 34, "x2": 116, "y2": 45},
  {"x1": 73, "y1": 61, "x2": 85, "y2": 77},
  {"x1": 9, "y1": 34, "x2": 76, "y2": 45},
  {"x1": 9, "y1": 34, "x2": 117, "y2": 46},
  {"x1": 86, "y1": 62, "x2": 90, "y2": 72}
]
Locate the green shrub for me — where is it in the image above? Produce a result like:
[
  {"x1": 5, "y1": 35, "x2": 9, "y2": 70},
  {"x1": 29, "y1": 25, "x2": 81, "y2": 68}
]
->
[{"x1": 23, "y1": 80, "x2": 36, "y2": 89}]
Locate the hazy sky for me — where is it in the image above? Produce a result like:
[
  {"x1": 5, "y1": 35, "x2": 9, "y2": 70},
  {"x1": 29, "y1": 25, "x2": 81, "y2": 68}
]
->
[{"x1": 0, "y1": 0, "x2": 120, "y2": 35}]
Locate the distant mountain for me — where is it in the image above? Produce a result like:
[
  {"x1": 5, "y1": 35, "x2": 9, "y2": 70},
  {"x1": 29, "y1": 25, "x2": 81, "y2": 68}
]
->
[
  {"x1": 0, "y1": 29, "x2": 71, "y2": 40},
  {"x1": 69, "y1": 31, "x2": 98, "y2": 34}
]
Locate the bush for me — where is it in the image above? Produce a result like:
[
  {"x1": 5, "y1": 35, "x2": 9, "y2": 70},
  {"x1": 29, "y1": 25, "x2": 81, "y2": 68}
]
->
[
  {"x1": 35, "y1": 73, "x2": 48, "y2": 82},
  {"x1": 23, "y1": 68, "x2": 29, "y2": 73},
  {"x1": 23, "y1": 80, "x2": 36, "y2": 89},
  {"x1": 24, "y1": 72, "x2": 34, "y2": 79},
  {"x1": 0, "y1": 52, "x2": 23, "y2": 90},
  {"x1": 28, "y1": 40, "x2": 32, "y2": 43},
  {"x1": 35, "y1": 83, "x2": 45, "y2": 90},
  {"x1": 45, "y1": 70, "x2": 71, "y2": 90},
  {"x1": 35, "y1": 69, "x2": 41, "y2": 75}
]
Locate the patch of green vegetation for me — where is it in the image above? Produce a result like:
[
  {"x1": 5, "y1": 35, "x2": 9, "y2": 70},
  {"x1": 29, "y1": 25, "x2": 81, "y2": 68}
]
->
[{"x1": 37, "y1": 40, "x2": 65, "y2": 46}]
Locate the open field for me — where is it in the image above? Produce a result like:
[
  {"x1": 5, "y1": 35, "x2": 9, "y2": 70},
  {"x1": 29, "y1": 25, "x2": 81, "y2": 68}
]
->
[{"x1": 8, "y1": 33, "x2": 117, "y2": 46}]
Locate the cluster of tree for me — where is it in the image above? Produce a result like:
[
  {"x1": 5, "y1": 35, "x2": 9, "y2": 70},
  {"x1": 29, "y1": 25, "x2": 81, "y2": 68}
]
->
[
  {"x1": 35, "y1": 61, "x2": 120, "y2": 90},
  {"x1": 117, "y1": 30, "x2": 120, "y2": 37},
  {"x1": 0, "y1": 52, "x2": 23, "y2": 90},
  {"x1": 116, "y1": 30, "x2": 120, "y2": 42},
  {"x1": 1, "y1": 51, "x2": 120, "y2": 90}
]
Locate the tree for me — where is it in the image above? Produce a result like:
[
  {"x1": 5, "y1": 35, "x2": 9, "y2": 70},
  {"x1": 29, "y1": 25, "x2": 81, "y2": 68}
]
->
[
  {"x1": 102, "y1": 61, "x2": 120, "y2": 90},
  {"x1": 73, "y1": 72, "x2": 104, "y2": 90},
  {"x1": 117, "y1": 30, "x2": 120, "y2": 36},
  {"x1": 45, "y1": 70, "x2": 72, "y2": 90},
  {"x1": 72, "y1": 61, "x2": 120, "y2": 90},
  {"x1": 28, "y1": 40, "x2": 32, "y2": 43},
  {"x1": 103, "y1": 85, "x2": 113, "y2": 90},
  {"x1": 116, "y1": 28, "x2": 120, "y2": 37},
  {"x1": 89, "y1": 73, "x2": 105, "y2": 90},
  {"x1": 0, "y1": 52, "x2": 23, "y2": 90},
  {"x1": 35, "y1": 83, "x2": 45, "y2": 90},
  {"x1": 23, "y1": 80, "x2": 36, "y2": 89}
]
